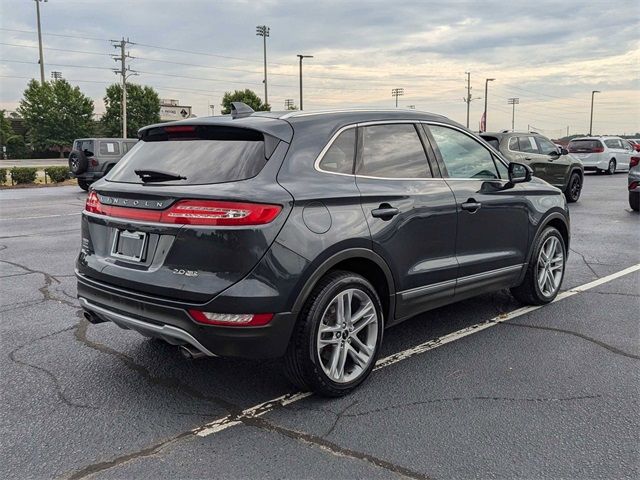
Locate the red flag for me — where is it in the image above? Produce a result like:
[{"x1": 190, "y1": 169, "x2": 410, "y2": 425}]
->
[{"x1": 480, "y1": 111, "x2": 486, "y2": 132}]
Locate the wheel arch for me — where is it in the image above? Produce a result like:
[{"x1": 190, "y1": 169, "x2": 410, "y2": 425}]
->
[
  {"x1": 291, "y1": 248, "x2": 396, "y2": 325},
  {"x1": 520, "y1": 210, "x2": 570, "y2": 283}
]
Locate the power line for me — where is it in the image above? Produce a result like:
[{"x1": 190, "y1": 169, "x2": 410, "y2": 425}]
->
[
  {"x1": 0, "y1": 42, "x2": 110, "y2": 57},
  {"x1": 0, "y1": 27, "x2": 109, "y2": 42}
]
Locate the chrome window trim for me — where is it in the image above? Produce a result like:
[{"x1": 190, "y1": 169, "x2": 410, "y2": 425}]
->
[{"x1": 312, "y1": 119, "x2": 510, "y2": 181}]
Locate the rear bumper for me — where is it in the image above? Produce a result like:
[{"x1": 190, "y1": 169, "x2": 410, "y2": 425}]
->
[
  {"x1": 72, "y1": 171, "x2": 104, "y2": 181},
  {"x1": 77, "y1": 273, "x2": 297, "y2": 359}
]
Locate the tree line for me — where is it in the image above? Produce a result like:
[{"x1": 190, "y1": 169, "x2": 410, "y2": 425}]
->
[{"x1": 2, "y1": 78, "x2": 274, "y2": 159}]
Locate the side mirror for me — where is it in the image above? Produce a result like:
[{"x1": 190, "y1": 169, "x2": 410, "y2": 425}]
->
[
  {"x1": 561, "y1": 147, "x2": 569, "y2": 156},
  {"x1": 508, "y1": 162, "x2": 532, "y2": 184}
]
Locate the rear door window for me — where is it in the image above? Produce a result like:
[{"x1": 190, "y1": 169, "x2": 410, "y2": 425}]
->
[
  {"x1": 604, "y1": 139, "x2": 619, "y2": 149},
  {"x1": 517, "y1": 136, "x2": 539, "y2": 154},
  {"x1": 319, "y1": 128, "x2": 355, "y2": 174},
  {"x1": 107, "y1": 125, "x2": 270, "y2": 185},
  {"x1": 508, "y1": 137, "x2": 520, "y2": 151},
  {"x1": 122, "y1": 141, "x2": 138, "y2": 154},
  {"x1": 100, "y1": 141, "x2": 120, "y2": 155},
  {"x1": 428, "y1": 124, "x2": 499, "y2": 179},
  {"x1": 356, "y1": 124, "x2": 431, "y2": 178}
]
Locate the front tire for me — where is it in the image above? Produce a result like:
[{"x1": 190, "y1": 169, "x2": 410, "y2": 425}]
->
[
  {"x1": 284, "y1": 270, "x2": 383, "y2": 397},
  {"x1": 630, "y1": 191, "x2": 640, "y2": 211},
  {"x1": 606, "y1": 159, "x2": 616, "y2": 175},
  {"x1": 564, "y1": 172, "x2": 582, "y2": 203},
  {"x1": 511, "y1": 227, "x2": 566, "y2": 305}
]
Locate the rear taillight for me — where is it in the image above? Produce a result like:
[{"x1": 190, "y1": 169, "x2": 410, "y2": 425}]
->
[
  {"x1": 188, "y1": 310, "x2": 274, "y2": 326},
  {"x1": 593, "y1": 147, "x2": 605, "y2": 153},
  {"x1": 84, "y1": 195, "x2": 281, "y2": 226},
  {"x1": 629, "y1": 181, "x2": 638, "y2": 191},
  {"x1": 630, "y1": 156, "x2": 640, "y2": 168}
]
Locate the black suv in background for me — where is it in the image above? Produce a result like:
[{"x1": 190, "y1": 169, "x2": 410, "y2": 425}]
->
[
  {"x1": 481, "y1": 131, "x2": 584, "y2": 202},
  {"x1": 77, "y1": 104, "x2": 570, "y2": 396}
]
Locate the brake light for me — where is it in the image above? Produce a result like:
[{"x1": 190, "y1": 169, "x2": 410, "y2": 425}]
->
[
  {"x1": 592, "y1": 147, "x2": 605, "y2": 153},
  {"x1": 84, "y1": 195, "x2": 281, "y2": 226},
  {"x1": 629, "y1": 181, "x2": 638, "y2": 191},
  {"x1": 85, "y1": 191, "x2": 102, "y2": 214},
  {"x1": 164, "y1": 125, "x2": 196, "y2": 133},
  {"x1": 188, "y1": 310, "x2": 274, "y2": 326},
  {"x1": 630, "y1": 156, "x2": 639, "y2": 168}
]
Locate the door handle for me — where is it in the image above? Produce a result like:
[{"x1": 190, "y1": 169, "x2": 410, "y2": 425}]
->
[
  {"x1": 524, "y1": 157, "x2": 533, "y2": 161},
  {"x1": 371, "y1": 204, "x2": 399, "y2": 220},
  {"x1": 461, "y1": 199, "x2": 481, "y2": 213}
]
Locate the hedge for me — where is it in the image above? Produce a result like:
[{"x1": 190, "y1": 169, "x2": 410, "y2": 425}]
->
[
  {"x1": 45, "y1": 166, "x2": 71, "y2": 183},
  {"x1": 0, "y1": 168, "x2": 6, "y2": 185},
  {"x1": 10, "y1": 167, "x2": 38, "y2": 184}
]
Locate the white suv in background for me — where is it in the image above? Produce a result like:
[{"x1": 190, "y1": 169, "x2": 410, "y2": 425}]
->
[{"x1": 568, "y1": 136, "x2": 633, "y2": 174}]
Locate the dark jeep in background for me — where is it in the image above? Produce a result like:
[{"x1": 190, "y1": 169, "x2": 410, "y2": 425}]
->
[
  {"x1": 69, "y1": 138, "x2": 138, "y2": 190},
  {"x1": 77, "y1": 104, "x2": 570, "y2": 396},
  {"x1": 481, "y1": 131, "x2": 584, "y2": 203}
]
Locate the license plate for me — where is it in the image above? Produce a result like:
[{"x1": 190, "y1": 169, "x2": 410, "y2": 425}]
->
[{"x1": 111, "y1": 230, "x2": 147, "y2": 262}]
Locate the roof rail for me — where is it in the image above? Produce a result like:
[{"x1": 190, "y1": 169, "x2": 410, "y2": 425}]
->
[{"x1": 230, "y1": 102, "x2": 254, "y2": 119}]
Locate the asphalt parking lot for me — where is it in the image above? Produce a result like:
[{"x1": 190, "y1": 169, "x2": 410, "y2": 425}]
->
[{"x1": 1, "y1": 173, "x2": 638, "y2": 480}]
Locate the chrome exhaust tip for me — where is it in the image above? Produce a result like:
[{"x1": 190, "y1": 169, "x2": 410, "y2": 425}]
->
[{"x1": 179, "y1": 345, "x2": 207, "y2": 360}]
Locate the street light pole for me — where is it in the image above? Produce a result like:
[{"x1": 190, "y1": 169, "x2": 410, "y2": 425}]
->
[
  {"x1": 589, "y1": 90, "x2": 600, "y2": 136},
  {"x1": 297, "y1": 54, "x2": 313, "y2": 110},
  {"x1": 507, "y1": 97, "x2": 519, "y2": 130},
  {"x1": 391, "y1": 88, "x2": 404, "y2": 107},
  {"x1": 34, "y1": 0, "x2": 47, "y2": 85},
  {"x1": 256, "y1": 25, "x2": 270, "y2": 108},
  {"x1": 483, "y1": 78, "x2": 495, "y2": 132}
]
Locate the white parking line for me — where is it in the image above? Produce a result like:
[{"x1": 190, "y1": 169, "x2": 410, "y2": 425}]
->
[
  {"x1": 0, "y1": 212, "x2": 81, "y2": 221},
  {"x1": 193, "y1": 263, "x2": 640, "y2": 438}
]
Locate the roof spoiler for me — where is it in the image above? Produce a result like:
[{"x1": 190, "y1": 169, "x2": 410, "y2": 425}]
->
[{"x1": 230, "y1": 102, "x2": 255, "y2": 119}]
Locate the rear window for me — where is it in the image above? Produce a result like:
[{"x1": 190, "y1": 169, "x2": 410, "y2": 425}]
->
[
  {"x1": 106, "y1": 126, "x2": 269, "y2": 185},
  {"x1": 568, "y1": 140, "x2": 603, "y2": 152},
  {"x1": 479, "y1": 136, "x2": 500, "y2": 150}
]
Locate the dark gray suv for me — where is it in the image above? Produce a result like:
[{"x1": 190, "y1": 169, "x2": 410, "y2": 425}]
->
[{"x1": 77, "y1": 104, "x2": 570, "y2": 396}]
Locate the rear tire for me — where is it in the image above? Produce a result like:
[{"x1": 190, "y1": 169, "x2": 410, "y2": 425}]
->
[
  {"x1": 564, "y1": 172, "x2": 582, "y2": 203},
  {"x1": 284, "y1": 270, "x2": 383, "y2": 397},
  {"x1": 606, "y1": 159, "x2": 616, "y2": 175},
  {"x1": 77, "y1": 179, "x2": 91, "y2": 191},
  {"x1": 511, "y1": 227, "x2": 566, "y2": 305},
  {"x1": 630, "y1": 191, "x2": 640, "y2": 212}
]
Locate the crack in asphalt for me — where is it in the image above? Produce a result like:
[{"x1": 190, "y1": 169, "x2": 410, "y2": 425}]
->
[
  {"x1": 7, "y1": 324, "x2": 96, "y2": 410},
  {"x1": 0, "y1": 258, "x2": 77, "y2": 309},
  {"x1": 73, "y1": 316, "x2": 240, "y2": 412},
  {"x1": 504, "y1": 322, "x2": 640, "y2": 360},
  {"x1": 569, "y1": 247, "x2": 601, "y2": 279},
  {"x1": 246, "y1": 416, "x2": 431, "y2": 480}
]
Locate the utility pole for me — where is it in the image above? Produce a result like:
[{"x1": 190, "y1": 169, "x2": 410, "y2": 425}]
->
[
  {"x1": 50, "y1": 71, "x2": 62, "y2": 81},
  {"x1": 34, "y1": 0, "x2": 47, "y2": 85},
  {"x1": 391, "y1": 88, "x2": 404, "y2": 107},
  {"x1": 508, "y1": 97, "x2": 519, "y2": 130},
  {"x1": 256, "y1": 25, "x2": 270, "y2": 108},
  {"x1": 284, "y1": 98, "x2": 295, "y2": 110},
  {"x1": 566, "y1": 126, "x2": 569, "y2": 137},
  {"x1": 463, "y1": 72, "x2": 480, "y2": 128},
  {"x1": 482, "y1": 78, "x2": 495, "y2": 132},
  {"x1": 297, "y1": 54, "x2": 313, "y2": 110},
  {"x1": 589, "y1": 90, "x2": 600, "y2": 136},
  {"x1": 111, "y1": 37, "x2": 136, "y2": 138}
]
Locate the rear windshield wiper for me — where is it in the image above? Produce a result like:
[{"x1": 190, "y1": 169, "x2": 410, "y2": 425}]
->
[{"x1": 134, "y1": 169, "x2": 186, "y2": 182}]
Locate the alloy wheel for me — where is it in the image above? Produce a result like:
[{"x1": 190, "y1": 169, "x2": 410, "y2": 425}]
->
[
  {"x1": 570, "y1": 175, "x2": 581, "y2": 200},
  {"x1": 536, "y1": 236, "x2": 564, "y2": 297},
  {"x1": 608, "y1": 160, "x2": 616, "y2": 174},
  {"x1": 316, "y1": 288, "x2": 378, "y2": 383}
]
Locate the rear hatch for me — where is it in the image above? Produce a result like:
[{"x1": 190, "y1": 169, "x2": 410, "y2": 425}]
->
[
  {"x1": 77, "y1": 118, "x2": 294, "y2": 304},
  {"x1": 568, "y1": 139, "x2": 603, "y2": 164}
]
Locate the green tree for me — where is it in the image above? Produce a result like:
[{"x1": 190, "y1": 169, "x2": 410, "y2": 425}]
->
[
  {"x1": 221, "y1": 89, "x2": 270, "y2": 114},
  {"x1": 18, "y1": 79, "x2": 94, "y2": 157},
  {"x1": 101, "y1": 83, "x2": 161, "y2": 137}
]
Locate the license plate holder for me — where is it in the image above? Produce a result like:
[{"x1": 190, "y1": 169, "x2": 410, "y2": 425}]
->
[{"x1": 111, "y1": 230, "x2": 148, "y2": 262}]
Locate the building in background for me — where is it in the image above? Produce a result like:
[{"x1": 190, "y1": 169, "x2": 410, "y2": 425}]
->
[{"x1": 159, "y1": 99, "x2": 194, "y2": 121}]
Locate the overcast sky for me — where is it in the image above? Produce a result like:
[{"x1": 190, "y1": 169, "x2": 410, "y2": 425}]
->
[{"x1": 1, "y1": 0, "x2": 638, "y2": 136}]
